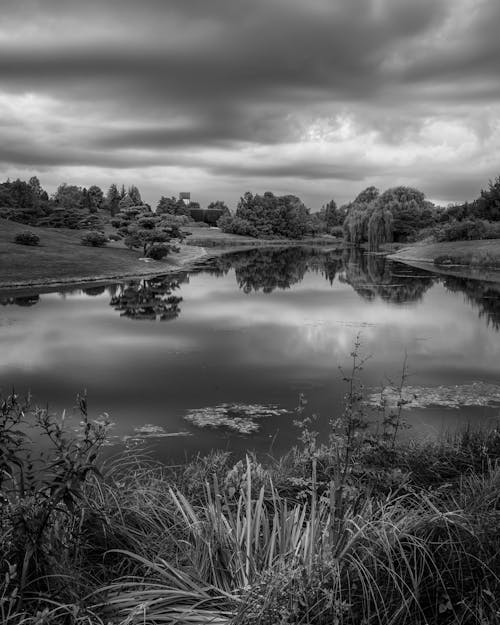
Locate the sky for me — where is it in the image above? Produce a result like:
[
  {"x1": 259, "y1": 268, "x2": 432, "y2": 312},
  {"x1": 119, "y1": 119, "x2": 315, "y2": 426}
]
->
[{"x1": 0, "y1": 0, "x2": 499, "y2": 210}]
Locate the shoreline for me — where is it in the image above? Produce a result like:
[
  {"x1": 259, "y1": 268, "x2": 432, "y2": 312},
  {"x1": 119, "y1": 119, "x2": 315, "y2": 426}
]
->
[
  {"x1": 0, "y1": 244, "x2": 210, "y2": 293},
  {"x1": 0, "y1": 223, "x2": 343, "y2": 292},
  {"x1": 387, "y1": 239, "x2": 500, "y2": 284}
]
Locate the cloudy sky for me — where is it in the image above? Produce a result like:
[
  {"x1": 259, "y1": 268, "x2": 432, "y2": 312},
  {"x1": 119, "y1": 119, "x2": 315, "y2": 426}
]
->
[{"x1": 1, "y1": 0, "x2": 499, "y2": 210}]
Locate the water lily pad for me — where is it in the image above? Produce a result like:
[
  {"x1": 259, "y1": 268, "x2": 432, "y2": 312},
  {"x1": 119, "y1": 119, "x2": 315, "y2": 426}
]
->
[
  {"x1": 184, "y1": 403, "x2": 289, "y2": 434},
  {"x1": 366, "y1": 382, "x2": 500, "y2": 410},
  {"x1": 123, "y1": 423, "x2": 192, "y2": 443}
]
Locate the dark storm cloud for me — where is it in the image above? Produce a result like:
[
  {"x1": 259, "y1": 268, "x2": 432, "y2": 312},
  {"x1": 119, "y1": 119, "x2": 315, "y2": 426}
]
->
[
  {"x1": 206, "y1": 161, "x2": 373, "y2": 182},
  {"x1": 0, "y1": 0, "x2": 499, "y2": 206}
]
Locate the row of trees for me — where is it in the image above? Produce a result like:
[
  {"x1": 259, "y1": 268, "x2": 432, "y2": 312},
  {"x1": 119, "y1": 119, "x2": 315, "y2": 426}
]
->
[
  {"x1": 2, "y1": 174, "x2": 499, "y2": 244},
  {"x1": 219, "y1": 192, "x2": 318, "y2": 239}
]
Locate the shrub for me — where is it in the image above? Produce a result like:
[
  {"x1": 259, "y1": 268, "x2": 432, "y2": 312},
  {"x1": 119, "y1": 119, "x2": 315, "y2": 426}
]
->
[
  {"x1": 218, "y1": 214, "x2": 258, "y2": 237},
  {"x1": 483, "y1": 220, "x2": 500, "y2": 239},
  {"x1": 14, "y1": 230, "x2": 40, "y2": 246},
  {"x1": 80, "y1": 231, "x2": 108, "y2": 247},
  {"x1": 147, "y1": 243, "x2": 170, "y2": 260},
  {"x1": 435, "y1": 219, "x2": 487, "y2": 242},
  {"x1": 329, "y1": 225, "x2": 344, "y2": 238},
  {"x1": 159, "y1": 213, "x2": 192, "y2": 227}
]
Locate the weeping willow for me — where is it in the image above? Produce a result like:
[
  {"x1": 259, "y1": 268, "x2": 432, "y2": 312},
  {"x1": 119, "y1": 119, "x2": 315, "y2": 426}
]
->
[
  {"x1": 343, "y1": 205, "x2": 371, "y2": 245},
  {"x1": 368, "y1": 208, "x2": 393, "y2": 250}
]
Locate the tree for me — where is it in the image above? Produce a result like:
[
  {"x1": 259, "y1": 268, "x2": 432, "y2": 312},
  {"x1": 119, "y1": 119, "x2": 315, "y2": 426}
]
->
[
  {"x1": 343, "y1": 203, "x2": 372, "y2": 245},
  {"x1": 87, "y1": 185, "x2": 104, "y2": 212},
  {"x1": 112, "y1": 207, "x2": 183, "y2": 258},
  {"x1": 342, "y1": 187, "x2": 379, "y2": 245},
  {"x1": 128, "y1": 185, "x2": 142, "y2": 205},
  {"x1": 321, "y1": 199, "x2": 345, "y2": 231},
  {"x1": 118, "y1": 194, "x2": 136, "y2": 210},
  {"x1": 368, "y1": 208, "x2": 393, "y2": 250},
  {"x1": 354, "y1": 186, "x2": 379, "y2": 204},
  {"x1": 53, "y1": 183, "x2": 84, "y2": 210},
  {"x1": 208, "y1": 200, "x2": 230, "y2": 215},
  {"x1": 219, "y1": 191, "x2": 311, "y2": 239},
  {"x1": 156, "y1": 196, "x2": 183, "y2": 215},
  {"x1": 374, "y1": 186, "x2": 434, "y2": 241},
  {"x1": 106, "y1": 184, "x2": 121, "y2": 216},
  {"x1": 343, "y1": 185, "x2": 434, "y2": 245},
  {"x1": 476, "y1": 176, "x2": 500, "y2": 221}
]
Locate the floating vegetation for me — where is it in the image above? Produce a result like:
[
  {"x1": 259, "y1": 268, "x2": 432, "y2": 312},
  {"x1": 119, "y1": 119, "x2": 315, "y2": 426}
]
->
[
  {"x1": 367, "y1": 381, "x2": 500, "y2": 410},
  {"x1": 184, "y1": 403, "x2": 289, "y2": 434},
  {"x1": 123, "y1": 423, "x2": 192, "y2": 444}
]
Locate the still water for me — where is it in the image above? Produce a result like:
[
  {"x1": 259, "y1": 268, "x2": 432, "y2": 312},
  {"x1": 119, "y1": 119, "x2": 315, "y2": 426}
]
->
[{"x1": 1, "y1": 247, "x2": 500, "y2": 461}]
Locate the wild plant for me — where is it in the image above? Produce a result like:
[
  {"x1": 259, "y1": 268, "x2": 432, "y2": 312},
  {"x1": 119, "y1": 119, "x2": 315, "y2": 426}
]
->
[{"x1": 0, "y1": 390, "x2": 110, "y2": 609}]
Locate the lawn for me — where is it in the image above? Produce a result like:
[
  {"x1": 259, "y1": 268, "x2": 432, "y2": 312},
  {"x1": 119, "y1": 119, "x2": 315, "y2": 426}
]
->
[{"x1": 0, "y1": 219, "x2": 206, "y2": 288}]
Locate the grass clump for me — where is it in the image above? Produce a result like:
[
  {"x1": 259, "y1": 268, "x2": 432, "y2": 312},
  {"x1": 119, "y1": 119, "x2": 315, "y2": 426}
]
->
[{"x1": 1, "y1": 344, "x2": 500, "y2": 624}]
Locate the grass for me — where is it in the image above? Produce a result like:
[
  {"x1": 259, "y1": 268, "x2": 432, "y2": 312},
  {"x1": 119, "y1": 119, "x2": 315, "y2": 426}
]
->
[
  {"x1": 0, "y1": 218, "x2": 205, "y2": 288},
  {"x1": 388, "y1": 238, "x2": 500, "y2": 270},
  {"x1": 184, "y1": 225, "x2": 341, "y2": 248},
  {"x1": 1, "y1": 387, "x2": 500, "y2": 625}
]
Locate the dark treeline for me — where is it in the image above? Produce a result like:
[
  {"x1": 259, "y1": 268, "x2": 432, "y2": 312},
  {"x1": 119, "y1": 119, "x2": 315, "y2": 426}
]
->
[{"x1": 1, "y1": 174, "x2": 500, "y2": 245}]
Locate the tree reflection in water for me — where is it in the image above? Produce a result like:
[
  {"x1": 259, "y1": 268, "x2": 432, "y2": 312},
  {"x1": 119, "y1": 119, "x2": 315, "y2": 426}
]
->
[
  {"x1": 442, "y1": 276, "x2": 500, "y2": 331},
  {"x1": 0, "y1": 294, "x2": 40, "y2": 307},
  {"x1": 340, "y1": 248, "x2": 435, "y2": 304},
  {"x1": 201, "y1": 247, "x2": 344, "y2": 293},
  {"x1": 1, "y1": 248, "x2": 500, "y2": 329},
  {"x1": 109, "y1": 274, "x2": 187, "y2": 321}
]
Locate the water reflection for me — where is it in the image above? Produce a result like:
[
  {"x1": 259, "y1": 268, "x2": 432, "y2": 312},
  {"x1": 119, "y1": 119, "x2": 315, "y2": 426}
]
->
[
  {"x1": 109, "y1": 274, "x2": 187, "y2": 321},
  {"x1": 1, "y1": 248, "x2": 500, "y2": 331},
  {"x1": 340, "y1": 250, "x2": 435, "y2": 304},
  {"x1": 1, "y1": 294, "x2": 40, "y2": 307},
  {"x1": 442, "y1": 277, "x2": 500, "y2": 331},
  {"x1": 2, "y1": 246, "x2": 500, "y2": 459}
]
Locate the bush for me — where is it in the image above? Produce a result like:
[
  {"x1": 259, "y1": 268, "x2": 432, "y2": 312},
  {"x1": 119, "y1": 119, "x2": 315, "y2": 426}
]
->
[
  {"x1": 483, "y1": 220, "x2": 500, "y2": 239},
  {"x1": 147, "y1": 243, "x2": 170, "y2": 260},
  {"x1": 218, "y1": 214, "x2": 258, "y2": 237},
  {"x1": 80, "y1": 231, "x2": 107, "y2": 247},
  {"x1": 159, "y1": 213, "x2": 192, "y2": 227},
  {"x1": 435, "y1": 219, "x2": 487, "y2": 242},
  {"x1": 14, "y1": 231, "x2": 40, "y2": 246},
  {"x1": 329, "y1": 225, "x2": 344, "y2": 238}
]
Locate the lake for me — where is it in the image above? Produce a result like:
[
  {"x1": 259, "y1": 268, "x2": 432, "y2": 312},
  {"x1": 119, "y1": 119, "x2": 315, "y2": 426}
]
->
[{"x1": 1, "y1": 246, "x2": 500, "y2": 462}]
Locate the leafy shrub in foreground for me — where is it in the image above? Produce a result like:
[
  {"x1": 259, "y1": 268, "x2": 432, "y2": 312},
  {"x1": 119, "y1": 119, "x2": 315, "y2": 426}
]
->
[
  {"x1": 14, "y1": 231, "x2": 40, "y2": 246},
  {"x1": 80, "y1": 231, "x2": 108, "y2": 247}
]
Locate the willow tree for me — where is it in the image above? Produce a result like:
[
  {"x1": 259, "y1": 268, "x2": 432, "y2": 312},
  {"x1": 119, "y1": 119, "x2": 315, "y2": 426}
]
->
[
  {"x1": 368, "y1": 208, "x2": 393, "y2": 250},
  {"x1": 343, "y1": 203, "x2": 372, "y2": 245}
]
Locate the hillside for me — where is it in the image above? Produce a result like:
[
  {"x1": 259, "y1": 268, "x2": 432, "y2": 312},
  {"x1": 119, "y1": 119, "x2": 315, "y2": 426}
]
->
[{"x1": 0, "y1": 219, "x2": 206, "y2": 288}]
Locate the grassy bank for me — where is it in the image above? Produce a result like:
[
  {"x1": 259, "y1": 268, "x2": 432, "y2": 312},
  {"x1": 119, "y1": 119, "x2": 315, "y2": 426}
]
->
[
  {"x1": 1, "y1": 383, "x2": 500, "y2": 625},
  {"x1": 0, "y1": 218, "x2": 207, "y2": 289},
  {"x1": 388, "y1": 239, "x2": 500, "y2": 267}
]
